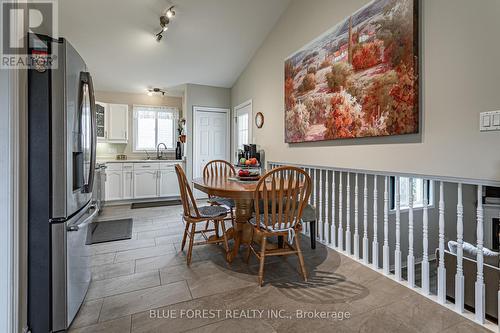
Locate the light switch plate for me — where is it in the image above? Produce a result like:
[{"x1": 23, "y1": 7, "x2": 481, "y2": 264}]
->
[{"x1": 480, "y1": 111, "x2": 500, "y2": 132}]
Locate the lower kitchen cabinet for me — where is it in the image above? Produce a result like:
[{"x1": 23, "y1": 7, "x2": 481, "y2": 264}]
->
[
  {"x1": 122, "y1": 170, "x2": 134, "y2": 199},
  {"x1": 133, "y1": 169, "x2": 158, "y2": 199},
  {"x1": 159, "y1": 167, "x2": 180, "y2": 197},
  {"x1": 104, "y1": 162, "x2": 183, "y2": 202},
  {"x1": 105, "y1": 170, "x2": 123, "y2": 201}
]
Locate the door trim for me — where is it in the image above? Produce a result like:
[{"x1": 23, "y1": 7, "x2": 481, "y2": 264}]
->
[
  {"x1": 232, "y1": 99, "x2": 253, "y2": 163},
  {"x1": 192, "y1": 106, "x2": 231, "y2": 184}
]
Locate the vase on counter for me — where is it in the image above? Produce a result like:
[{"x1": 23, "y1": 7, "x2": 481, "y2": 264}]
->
[{"x1": 175, "y1": 141, "x2": 182, "y2": 160}]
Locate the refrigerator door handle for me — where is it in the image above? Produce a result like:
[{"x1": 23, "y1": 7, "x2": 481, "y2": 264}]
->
[
  {"x1": 67, "y1": 204, "x2": 98, "y2": 232},
  {"x1": 81, "y1": 72, "x2": 97, "y2": 194}
]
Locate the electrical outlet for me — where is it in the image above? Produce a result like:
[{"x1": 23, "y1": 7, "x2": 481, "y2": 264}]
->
[{"x1": 480, "y1": 111, "x2": 500, "y2": 132}]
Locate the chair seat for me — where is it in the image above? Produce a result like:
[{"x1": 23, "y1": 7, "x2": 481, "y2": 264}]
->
[
  {"x1": 198, "y1": 205, "x2": 228, "y2": 218},
  {"x1": 301, "y1": 204, "x2": 316, "y2": 222},
  {"x1": 209, "y1": 197, "x2": 235, "y2": 208}
]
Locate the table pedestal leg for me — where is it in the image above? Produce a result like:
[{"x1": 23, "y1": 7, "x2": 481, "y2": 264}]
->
[{"x1": 229, "y1": 198, "x2": 253, "y2": 262}]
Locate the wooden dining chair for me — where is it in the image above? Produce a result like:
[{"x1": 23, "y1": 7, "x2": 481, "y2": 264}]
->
[
  {"x1": 246, "y1": 166, "x2": 312, "y2": 286},
  {"x1": 203, "y1": 160, "x2": 236, "y2": 227},
  {"x1": 175, "y1": 164, "x2": 231, "y2": 264}
]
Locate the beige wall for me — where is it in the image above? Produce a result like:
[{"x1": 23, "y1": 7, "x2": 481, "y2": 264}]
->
[
  {"x1": 95, "y1": 90, "x2": 183, "y2": 160},
  {"x1": 231, "y1": 0, "x2": 500, "y2": 182}
]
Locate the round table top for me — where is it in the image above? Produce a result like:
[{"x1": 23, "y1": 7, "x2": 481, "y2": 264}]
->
[
  {"x1": 192, "y1": 176, "x2": 259, "y2": 199},
  {"x1": 192, "y1": 176, "x2": 305, "y2": 200}
]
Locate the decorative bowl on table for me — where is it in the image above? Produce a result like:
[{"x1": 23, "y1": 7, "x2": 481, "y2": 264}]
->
[
  {"x1": 236, "y1": 157, "x2": 260, "y2": 168},
  {"x1": 237, "y1": 169, "x2": 261, "y2": 181}
]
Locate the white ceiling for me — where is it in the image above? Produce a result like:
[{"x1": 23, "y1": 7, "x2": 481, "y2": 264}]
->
[{"x1": 59, "y1": 0, "x2": 290, "y2": 94}]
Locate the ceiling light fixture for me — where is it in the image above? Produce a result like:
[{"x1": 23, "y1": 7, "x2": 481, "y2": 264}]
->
[
  {"x1": 146, "y1": 88, "x2": 167, "y2": 96},
  {"x1": 155, "y1": 5, "x2": 176, "y2": 43}
]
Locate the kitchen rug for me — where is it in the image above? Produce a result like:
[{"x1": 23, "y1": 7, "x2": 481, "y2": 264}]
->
[
  {"x1": 131, "y1": 200, "x2": 182, "y2": 209},
  {"x1": 87, "y1": 218, "x2": 133, "y2": 244}
]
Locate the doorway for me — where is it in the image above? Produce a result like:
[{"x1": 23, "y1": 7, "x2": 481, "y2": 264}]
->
[
  {"x1": 233, "y1": 100, "x2": 252, "y2": 163},
  {"x1": 192, "y1": 107, "x2": 230, "y2": 196}
]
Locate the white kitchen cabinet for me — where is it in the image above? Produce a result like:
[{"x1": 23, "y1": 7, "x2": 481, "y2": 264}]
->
[
  {"x1": 122, "y1": 164, "x2": 134, "y2": 200},
  {"x1": 159, "y1": 167, "x2": 180, "y2": 197},
  {"x1": 107, "y1": 104, "x2": 129, "y2": 143},
  {"x1": 96, "y1": 101, "x2": 108, "y2": 141},
  {"x1": 105, "y1": 170, "x2": 123, "y2": 201},
  {"x1": 103, "y1": 162, "x2": 183, "y2": 202},
  {"x1": 133, "y1": 169, "x2": 159, "y2": 199}
]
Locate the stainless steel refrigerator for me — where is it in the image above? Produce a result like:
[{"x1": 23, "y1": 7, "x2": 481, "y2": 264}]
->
[{"x1": 28, "y1": 35, "x2": 97, "y2": 332}]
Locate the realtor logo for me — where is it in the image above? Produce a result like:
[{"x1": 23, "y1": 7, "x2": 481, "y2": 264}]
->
[{"x1": 1, "y1": 0, "x2": 58, "y2": 69}]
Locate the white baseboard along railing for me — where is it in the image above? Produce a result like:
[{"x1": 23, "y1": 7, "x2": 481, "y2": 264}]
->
[{"x1": 268, "y1": 161, "x2": 500, "y2": 332}]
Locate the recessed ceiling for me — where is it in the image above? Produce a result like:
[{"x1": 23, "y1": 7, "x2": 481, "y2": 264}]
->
[{"x1": 59, "y1": 0, "x2": 290, "y2": 94}]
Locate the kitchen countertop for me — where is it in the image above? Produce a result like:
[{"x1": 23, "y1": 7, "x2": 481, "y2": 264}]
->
[{"x1": 97, "y1": 159, "x2": 185, "y2": 164}]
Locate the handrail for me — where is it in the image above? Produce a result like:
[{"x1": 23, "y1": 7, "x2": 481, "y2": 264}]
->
[{"x1": 268, "y1": 161, "x2": 500, "y2": 187}]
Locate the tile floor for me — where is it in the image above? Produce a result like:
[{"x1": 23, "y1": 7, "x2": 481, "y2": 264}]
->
[{"x1": 69, "y1": 204, "x2": 490, "y2": 333}]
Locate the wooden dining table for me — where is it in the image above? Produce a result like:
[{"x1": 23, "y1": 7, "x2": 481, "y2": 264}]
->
[{"x1": 192, "y1": 175, "x2": 260, "y2": 262}]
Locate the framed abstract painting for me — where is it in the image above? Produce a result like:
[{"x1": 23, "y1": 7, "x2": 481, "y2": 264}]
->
[{"x1": 284, "y1": 0, "x2": 420, "y2": 143}]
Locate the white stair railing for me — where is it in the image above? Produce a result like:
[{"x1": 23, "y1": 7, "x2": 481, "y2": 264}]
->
[
  {"x1": 268, "y1": 161, "x2": 500, "y2": 331},
  {"x1": 475, "y1": 185, "x2": 485, "y2": 324},
  {"x1": 354, "y1": 174, "x2": 360, "y2": 259},
  {"x1": 437, "y1": 181, "x2": 446, "y2": 304},
  {"x1": 395, "y1": 176, "x2": 402, "y2": 281},
  {"x1": 383, "y1": 176, "x2": 390, "y2": 275},
  {"x1": 422, "y1": 179, "x2": 430, "y2": 295},
  {"x1": 346, "y1": 173, "x2": 351, "y2": 254},
  {"x1": 363, "y1": 174, "x2": 369, "y2": 264},
  {"x1": 372, "y1": 175, "x2": 379, "y2": 269},
  {"x1": 456, "y1": 183, "x2": 464, "y2": 312}
]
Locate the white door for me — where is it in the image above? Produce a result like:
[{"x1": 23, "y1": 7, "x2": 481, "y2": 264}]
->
[
  {"x1": 193, "y1": 108, "x2": 230, "y2": 181},
  {"x1": 133, "y1": 170, "x2": 159, "y2": 199},
  {"x1": 233, "y1": 100, "x2": 252, "y2": 162},
  {"x1": 159, "y1": 167, "x2": 180, "y2": 197},
  {"x1": 105, "y1": 171, "x2": 123, "y2": 201},
  {"x1": 108, "y1": 104, "x2": 128, "y2": 142}
]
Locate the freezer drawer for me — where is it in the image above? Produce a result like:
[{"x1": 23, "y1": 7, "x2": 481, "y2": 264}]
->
[{"x1": 52, "y1": 202, "x2": 97, "y2": 331}]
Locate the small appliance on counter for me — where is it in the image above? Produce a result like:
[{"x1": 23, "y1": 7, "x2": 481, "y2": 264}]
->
[{"x1": 116, "y1": 154, "x2": 127, "y2": 160}]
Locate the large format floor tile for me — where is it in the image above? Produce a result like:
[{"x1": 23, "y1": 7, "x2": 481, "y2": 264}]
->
[
  {"x1": 86, "y1": 271, "x2": 160, "y2": 300},
  {"x1": 71, "y1": 204, "x2": 491, "y2": 333},
  {"x1": 99, "y1": 281, "x2": 192, "y2": 322}
]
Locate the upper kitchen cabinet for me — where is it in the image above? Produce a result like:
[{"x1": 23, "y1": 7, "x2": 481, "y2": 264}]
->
[
  {"x1": 96, "y1": 101, "x2": 108, "y2": 141},
  {"x1": 108, "y1": 104, "x2": 129, "y2": 143},
  {"x1": 96, "y1": 102, "x2": 129, "y2": 143}
]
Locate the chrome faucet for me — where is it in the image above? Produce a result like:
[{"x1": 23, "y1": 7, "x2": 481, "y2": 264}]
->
[{"x1": 156, "y1": 143, "x2": 168, "y2": 160}]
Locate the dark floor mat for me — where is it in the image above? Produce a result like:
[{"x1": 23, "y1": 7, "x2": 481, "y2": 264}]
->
[
  {"x1": 87, "y1": 219, "x2": 133, "y2": 245},
  {"x1": 131, "y1": 200, "x2": 182, "y2": 209}
]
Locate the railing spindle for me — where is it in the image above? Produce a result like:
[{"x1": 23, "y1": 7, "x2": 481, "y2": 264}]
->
[
  {"x1": 475, "y1": 185, "x2": 485, "y2": 323},
  {"x1": 373, "y1": 175, "x2": 379, "y2": 269},
  {"x1": 455, "y1": 183, "x2": 464, "y2": 313},
  {"x1": 437, "y1": 181, "x2": 446, "y2": 304},
  {"x1": 395, "y1": 176, "x2": 402, "y2": 281},
  {"x1": 407, "y1": 178, "x2": 415, "y2": 288},
  {"x1": 327, "y1": 170, "x2": 333, "y2": 245},
  {"x1": 321, "y1": 170, "x2": 327, "y2": 243},
  {"x1": 383, "y1": 176, "x2": 390, "y2": 275},
  {"x1": 422, "y1": 180, "x2": 430, "y2": 294},
  {"x1": 331, "y1": 171, "x2": 336, "y2": 247},
  {"x1": 338, "y1": 172, "x2": 343, "y2": 250},
  {"x1": 354, "y1": 174, "x2": 360, "y2": 259},
  {"x1": 346, "y1": 173, "x2": 351, "y2": 254},
  {"x1": 315, "y1": 169, "x2": 321, "y2": 241},
  {"x1": 363, "y1": 174, "x2": 369, "y2": 264}
]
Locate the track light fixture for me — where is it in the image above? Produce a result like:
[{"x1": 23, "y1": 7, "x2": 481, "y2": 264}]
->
[
  {"x1": 155, "y1": 5, "x2": 176, "y2": 42},
  {"x1": 146, "y1": 88, "x2": 167, "y2": 96}
]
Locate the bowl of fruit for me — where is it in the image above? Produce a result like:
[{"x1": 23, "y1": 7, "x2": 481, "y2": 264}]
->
[
  {"x1": 237, "y1": 169, "x2": 260, "y2": 181},
  {"x1": 237, "y1": 157, "x2": 260, "y2": 168}
]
